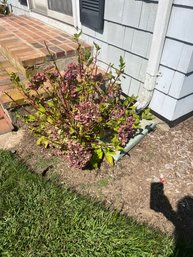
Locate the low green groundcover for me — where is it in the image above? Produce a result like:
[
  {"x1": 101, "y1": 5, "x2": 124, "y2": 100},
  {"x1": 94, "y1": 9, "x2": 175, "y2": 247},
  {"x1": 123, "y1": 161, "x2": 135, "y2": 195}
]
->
[{"x1": 0, "y1": 150, "x2": 173, "y2": 256}]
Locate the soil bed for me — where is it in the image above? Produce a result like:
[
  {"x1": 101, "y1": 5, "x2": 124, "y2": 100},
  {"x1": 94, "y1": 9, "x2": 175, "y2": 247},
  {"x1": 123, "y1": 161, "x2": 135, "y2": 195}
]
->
[{"x1": 14, "y1": 116, "x2": 193, "y2": 235}]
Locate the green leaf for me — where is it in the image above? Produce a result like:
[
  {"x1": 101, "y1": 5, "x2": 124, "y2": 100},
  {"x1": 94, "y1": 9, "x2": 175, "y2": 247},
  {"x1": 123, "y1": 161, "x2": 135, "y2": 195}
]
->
[
  {"x1": 119, "y1": 56, "x2": 125, "y2": 69},
  {"x1": 10, "y1": 72, "x2": 24, "y2": 89},
  {"x1": 134, "y1": 118, "x2": 140, "y2": 125},
  {"x1": 37, "y1": 136, "x2": 49, "y2": 148},
  {"x1": 111, "y1": 135, "x2": 120, "y2": 146},
  {"x1": 90, "y1": 148, "x2": 104, "y2": 168},
  {"x1": 47, "y1": 100, "x2": 54, "y2": 107},
  {"x1": 84, "y1": 48, "x2": 91, "y2": 62},
  {"x1": 15, "y1": 111, "x2": 21, "y2": 119},
  {"x1": 28, "y1": 114, "x2": 36, "y2": 122},
  {"x1": 47, "y1": 116, "x2": 54, "y2": 124},
  {"x1": 39, "y1": 106, "x2": 46, "y2": 113},
  {"x1": 86, "y1": 57, "x2": 94, "y2": 67},
  {"x1": 93, "y1": 42, "x2": 101, "y2": 51},
  {"x1": 37, "y1": 136, "x2": 45, "y2": 145},
  {"x1": 95, "y1": 148, "x2": 103, "y2": 159},
  {"x1": 69, "y1": 127, "x2": 75, "y2": 135},
  {"x1": 43, "y1": 140, "x2": 49, "y2": 148},
  {"x1": 105, "y1": 153, "x2": 114, "y2": 166},
  {"x1": 123, "y1": 95, "x2": 137, "y2": 107},
  {"x1": 73, "y1": 30, "x2": 82, "y2": 41},
  {"x1": 10, "y1": 72, "x2": 20, "y2": 83},
  {"x1": 116, "y1": 146, "x2": 124, "y2": 151},
  {"x1": 142, "y1": 108, "x2": 154, "y2": 120}
]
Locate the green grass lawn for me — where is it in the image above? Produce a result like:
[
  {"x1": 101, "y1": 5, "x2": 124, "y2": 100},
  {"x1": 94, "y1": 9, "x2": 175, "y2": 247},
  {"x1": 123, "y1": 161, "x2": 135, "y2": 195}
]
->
[{"x1": 0, "y1": 150, "x2": 173, "y2": 257}]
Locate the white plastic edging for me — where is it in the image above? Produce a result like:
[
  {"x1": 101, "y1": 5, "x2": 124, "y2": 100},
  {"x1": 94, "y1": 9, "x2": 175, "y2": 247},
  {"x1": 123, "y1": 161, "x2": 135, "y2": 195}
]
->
[{"x1": 112, "y1": 120, "x2": 156, "y2": 162}]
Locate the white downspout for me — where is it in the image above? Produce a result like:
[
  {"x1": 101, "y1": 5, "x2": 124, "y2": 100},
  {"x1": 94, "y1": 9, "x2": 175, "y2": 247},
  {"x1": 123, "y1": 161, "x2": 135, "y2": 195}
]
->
[
  {"x1": 72, "y1": 0, "x2": 81, "y2": 30},
  {"x1": 135, "y1": 0, "x2": 174, "y2": 110}
]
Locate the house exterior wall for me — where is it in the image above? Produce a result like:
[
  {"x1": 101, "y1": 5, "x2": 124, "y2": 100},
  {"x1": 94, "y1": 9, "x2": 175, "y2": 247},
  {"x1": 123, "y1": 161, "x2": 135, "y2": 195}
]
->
[
  {"x1": 81, "y1": 0, "x2": 158, "y2": 97},
  {"x1": 6, "y1": 0, "x2": 193, "y2": 123},
  {"x1": 150, "y1": 0, "x2": 193, "y2": 121}
]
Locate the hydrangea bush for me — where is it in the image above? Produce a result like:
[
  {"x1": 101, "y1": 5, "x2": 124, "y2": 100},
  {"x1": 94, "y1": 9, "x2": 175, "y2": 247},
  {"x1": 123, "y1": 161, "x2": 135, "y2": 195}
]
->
[{"x1": 9, "y1": 32, "x2": 149, "y2": 169}]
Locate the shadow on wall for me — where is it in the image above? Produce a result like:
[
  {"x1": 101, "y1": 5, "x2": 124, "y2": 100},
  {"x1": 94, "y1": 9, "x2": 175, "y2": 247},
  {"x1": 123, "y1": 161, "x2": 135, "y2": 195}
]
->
[{"x1": 150, "y1": 182, "x2": 193, "y2": 257}]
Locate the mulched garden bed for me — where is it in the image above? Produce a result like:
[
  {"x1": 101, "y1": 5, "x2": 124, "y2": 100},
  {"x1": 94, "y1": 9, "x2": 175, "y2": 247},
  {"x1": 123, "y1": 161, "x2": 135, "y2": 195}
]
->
[{"x1": 15, "y1": 115, "x2": 193, "y2": 236}]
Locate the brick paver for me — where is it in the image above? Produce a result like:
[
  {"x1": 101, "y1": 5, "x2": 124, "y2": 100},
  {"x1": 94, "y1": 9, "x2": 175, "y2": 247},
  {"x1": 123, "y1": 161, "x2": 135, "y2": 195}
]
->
[
  {"x1": 0, "y1": 52, "x2": 22, "y2": 134},
  {"x1": 0, "y1": 114, "x2": 14, "y2": 135},
  {"x1": 0, "y1": 15, "x2": 89, "y2": 71},
  {"x1": 0, "y1": 15, "x2": 91, "y2": 134},
  {"x1": 0, "y1": 118, "x2": 11, "y2": 134},
  {"x1": 0, "y1": 52, "x2": 25, "y2": 103}
]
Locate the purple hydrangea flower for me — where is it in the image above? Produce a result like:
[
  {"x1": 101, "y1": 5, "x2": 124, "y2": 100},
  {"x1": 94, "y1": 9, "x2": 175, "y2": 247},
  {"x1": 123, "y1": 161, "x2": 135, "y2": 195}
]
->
[
  {"x1": 66, "y1": 140, "x2": 91, "y2": 168},
  {"x1": 118, "y1": 116, "x2": 135, "y2": 146},
  {"x1": 49, "y1": 70, "x2": 60, "y2": 80},
  {"x1": 64, "y1": 63, "x2": 79, "y2": 81},
  {"x1": 29, "y1": 72, "x2": 47, "y2": 90},
  {"x1": 73, "y1": 101, "x2": 100, "y2": 125},
  {"x1": 111, "y1": 105, "x2": 126, "y2": 119}
]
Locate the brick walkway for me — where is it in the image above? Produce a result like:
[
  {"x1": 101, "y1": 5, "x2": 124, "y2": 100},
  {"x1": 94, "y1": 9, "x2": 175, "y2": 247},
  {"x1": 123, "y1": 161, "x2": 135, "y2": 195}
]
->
[
  {"x1": 0, "y1": 15, "x2": 90, "y2": 134},
  {"x1": 0, "y1": 15, "x2": 83, "y2": 70}
]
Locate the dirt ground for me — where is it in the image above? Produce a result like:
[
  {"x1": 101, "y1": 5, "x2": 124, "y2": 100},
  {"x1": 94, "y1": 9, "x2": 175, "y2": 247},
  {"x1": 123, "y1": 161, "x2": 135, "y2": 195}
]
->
[{"x1": 8, "y1": 115, "x2": 193, "y2": 236}]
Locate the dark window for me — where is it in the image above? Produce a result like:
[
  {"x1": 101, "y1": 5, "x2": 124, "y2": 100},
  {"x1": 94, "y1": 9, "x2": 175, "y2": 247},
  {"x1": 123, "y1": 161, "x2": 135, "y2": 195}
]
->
[
  {"x1": 80, "y1": 0, "x2": 105, "y2": 32},
  {"x1": 48, "y1": 0, "x2": 73, "y2": 16},
  {"x1": 19, "y1": 0, "x2": 27, "y2": 6}
]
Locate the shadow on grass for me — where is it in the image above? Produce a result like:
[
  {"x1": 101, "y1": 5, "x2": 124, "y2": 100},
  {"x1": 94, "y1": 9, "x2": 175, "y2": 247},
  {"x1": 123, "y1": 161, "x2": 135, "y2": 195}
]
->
[{"x1": 150, "y1": 182, "x2": 193, "y2": 257}]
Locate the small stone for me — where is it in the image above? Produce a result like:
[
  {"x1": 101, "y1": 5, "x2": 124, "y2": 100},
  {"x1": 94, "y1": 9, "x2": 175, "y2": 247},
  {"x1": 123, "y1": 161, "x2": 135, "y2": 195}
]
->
[
  {"x1": 165, "y1": 163, "x2": 175, "y2": 170},
  {"x1": 10, "y1": 149, "x2": 16, "y2": 154},
  {"x1": 175, "y1": 171, "x2": 182, "y2": 178},
  {"x1": 152, "y1": 176, "x2": 160, "y2": 183},
  {"x1": 187, "y1": 182, "x2": 193, "y2": 186}
]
